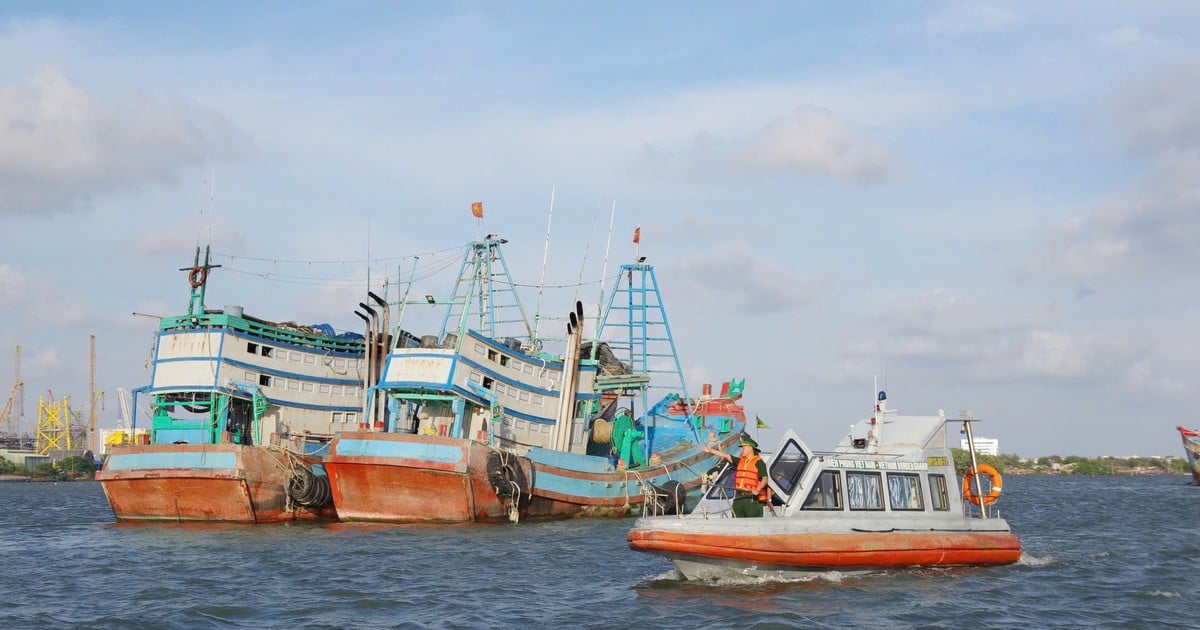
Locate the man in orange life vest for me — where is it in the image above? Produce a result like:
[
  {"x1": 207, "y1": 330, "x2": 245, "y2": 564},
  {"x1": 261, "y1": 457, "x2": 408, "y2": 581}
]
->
[{"x1": 701, "y1": 433, "x2": 769, "y2": 517}]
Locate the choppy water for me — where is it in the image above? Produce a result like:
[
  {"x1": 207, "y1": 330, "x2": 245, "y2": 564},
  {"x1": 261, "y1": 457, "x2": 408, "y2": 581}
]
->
[{"x1": 0, "y1": 475, "x2": 1194, "y2": 628}]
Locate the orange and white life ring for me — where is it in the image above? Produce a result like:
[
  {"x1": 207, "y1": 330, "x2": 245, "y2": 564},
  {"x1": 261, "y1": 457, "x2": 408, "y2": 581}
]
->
[
  {"x1": 188, "y1": 266, "x2": 207, "y2": 288},
  {"x1": 962, "y1": 463, "x2": 1003, "y2": 506}
]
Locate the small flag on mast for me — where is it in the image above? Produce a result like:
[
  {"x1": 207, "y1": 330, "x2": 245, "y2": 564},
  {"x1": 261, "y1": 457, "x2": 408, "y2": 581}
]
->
[
  {"x1": 632, "y1": 226, "x2": 641, "y2": 244},
  {"x1": 471, "y1": 201, "x2": 483, "y2": 218},
  {"x1": 756, "y1": 415, "x2": 768, "y2": 429}
]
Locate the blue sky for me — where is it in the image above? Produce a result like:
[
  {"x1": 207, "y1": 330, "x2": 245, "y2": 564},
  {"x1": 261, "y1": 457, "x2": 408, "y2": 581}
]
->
[{"x1": 2, "y1": 1, "x2": 1198, "y2": 457}]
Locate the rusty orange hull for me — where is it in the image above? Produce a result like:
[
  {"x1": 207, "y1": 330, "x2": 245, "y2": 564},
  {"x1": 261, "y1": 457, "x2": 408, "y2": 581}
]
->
[
  {"x1": 627, "y1": 528, "x2": 1022, "y2": 574},
  {"x1": 97, "y1": 444, "x2": 336, "y2": 523},
  {"x1": 325, "y1": 432, "x2": 526, "y2": 523}
]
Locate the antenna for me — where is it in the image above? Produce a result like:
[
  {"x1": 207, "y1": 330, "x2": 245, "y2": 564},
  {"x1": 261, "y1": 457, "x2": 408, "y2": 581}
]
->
[
  {"x1": 532, "y1": 187, "x2": 555, "y2": 342},
  {"x1": 592, "y1": 201, "x2": 616, "y2": 351}
]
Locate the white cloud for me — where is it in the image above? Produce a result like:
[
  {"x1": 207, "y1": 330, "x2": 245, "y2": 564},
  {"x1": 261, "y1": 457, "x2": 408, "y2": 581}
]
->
[
  {"x1": 843, "y1": 290, "x2": 1118, "y2": 384},
  {"x1": 0, "y1": 65, "x2": 252, "y2": 216},
  {"x1": 1092, "y1": 26, "x2": 1146, "y2": 49},
  {"x1": 667, "y1": 241, "x2": 825, "y2": 315},
  {"x1": 734, "y1": 107, "x2": 893, "y2": 184},
  {"x1": 1100, "y1": 61, "x2": 1200, "y2": 157},
  {"x1": 1021, "y1": 148, "x2": 1200, "y2": 283},
  {"x1": 134, "y1": 216, "x2": 247, "y2": 258},
  {"x1": 925, "y1": 3, "x2": 1020, "y2": 35},
  {"x1": 0, "y1": 264, "x2": 35, "y2": 308}
]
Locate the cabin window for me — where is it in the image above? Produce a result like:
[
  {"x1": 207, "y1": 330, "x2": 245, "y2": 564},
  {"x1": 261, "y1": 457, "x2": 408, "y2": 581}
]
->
[
  {"x1": 261, "y1": 347, "x2": 273, "y2": 358},
  {"x1": 333, "y1": 412, "x2": 343, "y2": 423},
  {"x1": 291, "y1": 353, "x2": 301, "y2": 362},
  {"x1": 929, "y1": 474, "x2": 950, "y2": 511},
  {"x1": 482, "y1": 376, "x2": 494, "y2": 390},
  {"x1": 303, "y1": 354, "x2": 314, "y2": 364},
  {"x1": 488, "y1": 349, "x2": 498, "y2": 362},
  {"x1": 532, "y1": 395, "x2": 544, "y2": 406},
  {"x1": 278, "y1": 351, "x2": 288, "y2": 361},
  {"x1": 244, "y1": 371, "x2": 254, "y2": 381},
  {"x1": 766, "y1": 439, "x2": 809, "y2": 496},
  {"x1": 846, "y1": 471, "x2": 884, "y2": 510},
  {"x1": 512, "y1": 360, "x2": 522, "y2": 371},
  {"x1": 319, "y1": 384, "x2": 331, "y2": 394},
  {"x1": 802, "y1": 470, "x2": 843, "y2": 510},
  {"x1": 334, "y1": 358, "x2": 345, "y2": 369},
  {"x1": 469, "y1": 371, "x2": 482, "y2": 383},
  {"x1": 259, "y1": 375, "x2": 271, "y2": 387},
  {"x1": 475, "y1": 343, "x2": 486, "y2": 355},
  {"x1": 302, "y1": 382, "x2": 314, "y2": 392},
  {"x1": 289, "y1": 380, "x2": 300, "y2": 391},
  {"x1": 507, "y1": 388, "x2": 518, "y2": 399},
  {"x1": 247, "y1": 342, "x2": 259, "y2": 354},
  {"x1": 519, "y1": 391, "x2": 530, "y2": 402},
  {"x1": 887, "y1": 473, "x2": 924, "y2": 510},
  {"x1": 499, "y1": 355, "x2": 509, "y2": 367},
  {"x1": 523, "y1": 364, "x2": 533, "y2": 375},
  {"x1": 495, "y1": 383, "x2": 506, "y2": 395},
  {"x1": 346, "y1": 412, "x2": 357, "y2": 424}
]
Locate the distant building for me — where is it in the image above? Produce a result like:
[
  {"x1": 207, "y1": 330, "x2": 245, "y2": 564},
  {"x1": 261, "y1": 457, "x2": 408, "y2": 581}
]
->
[{"x1": 960, "y1": 437, "x2": 999, "y2": 456}]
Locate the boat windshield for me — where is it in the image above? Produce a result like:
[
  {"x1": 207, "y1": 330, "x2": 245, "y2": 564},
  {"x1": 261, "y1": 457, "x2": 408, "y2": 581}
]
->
[{"x1": 767, "y1": 439, "x2": 809, "y2": 497}]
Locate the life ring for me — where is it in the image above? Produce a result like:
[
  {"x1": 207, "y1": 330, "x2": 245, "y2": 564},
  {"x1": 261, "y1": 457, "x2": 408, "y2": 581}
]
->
[
  {"x1": 188, "y1": 266, "x2": 207, "y2": 288},
  {"x1": 962, "y1": 463, "x2": 1003, "y2": 506}
]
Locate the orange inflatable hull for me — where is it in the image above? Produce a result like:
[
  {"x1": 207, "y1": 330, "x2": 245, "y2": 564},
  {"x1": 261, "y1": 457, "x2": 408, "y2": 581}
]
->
[{"x1": 627, "y1": 529, "x2": 1022, "y2": 569}]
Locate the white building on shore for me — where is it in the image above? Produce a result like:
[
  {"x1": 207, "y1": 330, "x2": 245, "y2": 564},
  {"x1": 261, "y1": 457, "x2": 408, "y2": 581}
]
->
[{"x1": 961, "y1": 436, "x2": 999, "y2": 456}]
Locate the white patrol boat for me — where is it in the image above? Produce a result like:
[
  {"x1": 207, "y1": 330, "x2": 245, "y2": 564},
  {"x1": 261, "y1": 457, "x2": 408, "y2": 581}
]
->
[{"x1": 627, "y1": 391, "x2": 1021, "y2": 580}]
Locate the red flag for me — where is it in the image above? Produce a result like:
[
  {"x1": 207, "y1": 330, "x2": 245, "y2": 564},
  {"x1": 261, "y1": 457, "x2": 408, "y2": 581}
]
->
[
  {"x1": 632, "y1": 226, "x2": 640, "y2": 244},
  {"x1": 471, "y1": 201, "x2": 483, "y2": 218}
]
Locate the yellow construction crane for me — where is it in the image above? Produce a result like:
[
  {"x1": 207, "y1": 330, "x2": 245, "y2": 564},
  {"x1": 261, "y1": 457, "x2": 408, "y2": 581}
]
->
[{"x1": 1, "y1": 346, "x2": 23, "y2": 434}]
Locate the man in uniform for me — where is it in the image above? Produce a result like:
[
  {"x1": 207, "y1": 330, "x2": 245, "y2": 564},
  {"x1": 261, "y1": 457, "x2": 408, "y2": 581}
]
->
[{"x1": 701, "y1": 433, "x2": 769, "y2": 517}]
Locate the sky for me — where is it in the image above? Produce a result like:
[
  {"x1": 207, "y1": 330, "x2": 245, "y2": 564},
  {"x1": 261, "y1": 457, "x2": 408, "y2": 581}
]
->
[{"x1": 1, "y1": 1, "x2": 1198, "y2": 458}]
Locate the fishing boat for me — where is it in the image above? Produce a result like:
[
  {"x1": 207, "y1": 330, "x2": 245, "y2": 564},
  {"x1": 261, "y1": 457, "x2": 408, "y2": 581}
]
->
[
  {"x1": 627, "y1": 391, "x2": 1022, "y2": 579},
  {"x1": 97, "y1": 247, "x2": 371, "y2": 523},
  {"x1": 1176, "y1": 426, "x2": 1200, "y2": 484},
  {"x1": 324, "y1": 234, "x2": 746, "y2": 523}
]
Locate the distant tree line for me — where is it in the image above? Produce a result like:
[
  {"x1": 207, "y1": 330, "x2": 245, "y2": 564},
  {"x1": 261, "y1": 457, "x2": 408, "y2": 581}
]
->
[
  {"x1": 0, "y1": 456, "x2": 96, "y2": 481},
  {"x1": 950, "y1": 449, "x2": 1189, "y2": 475}
]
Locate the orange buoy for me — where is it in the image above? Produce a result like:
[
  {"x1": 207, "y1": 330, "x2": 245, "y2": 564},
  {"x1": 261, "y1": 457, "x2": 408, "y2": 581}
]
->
[{"x1": 962, "y1": 463, "x2": 1003, "y2": 506}]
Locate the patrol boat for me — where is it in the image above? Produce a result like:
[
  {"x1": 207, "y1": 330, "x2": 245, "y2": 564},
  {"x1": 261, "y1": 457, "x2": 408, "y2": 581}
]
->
[{"x1": 627, "y1": 391, "x2": 1022, "y2": 579}]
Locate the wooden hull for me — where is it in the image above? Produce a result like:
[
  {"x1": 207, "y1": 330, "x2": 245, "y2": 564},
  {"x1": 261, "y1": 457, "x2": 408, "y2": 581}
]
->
[
  {"x1": 1178, "y1": 427, "x2": 1200, "y2": 485},
  {"x1": 523, "y1": 428, "x2": 743, "y2": 519},
  {"x1": 627, "y1": 528, "x2": 1022, "y2": 578},
  {"x1": 325, "y1": 432, "x2": 526, "y2": 523},
  {"x1": 97, "y1": 444, "x2": 336, "y2": 523}
]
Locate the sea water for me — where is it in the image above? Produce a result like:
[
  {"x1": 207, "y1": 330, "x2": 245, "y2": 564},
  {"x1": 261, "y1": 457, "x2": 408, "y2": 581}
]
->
[{"x1": 0, "y1": 475, "x2": 1193, "y2": 628}]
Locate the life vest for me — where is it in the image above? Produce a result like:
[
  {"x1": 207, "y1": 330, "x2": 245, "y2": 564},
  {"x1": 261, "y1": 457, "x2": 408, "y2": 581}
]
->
[{"x1": 733, "y1": 454, "x2": 768, "y2": 502}]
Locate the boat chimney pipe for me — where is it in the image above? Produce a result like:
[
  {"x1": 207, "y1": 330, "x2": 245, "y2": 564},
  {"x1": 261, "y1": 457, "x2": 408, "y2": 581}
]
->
[
  {"x1": 354, "y1": 308, "x2": 374, "y2": 430},
  {"x1": 368, "y1": 291, "x2": 390, "y2": 429}
]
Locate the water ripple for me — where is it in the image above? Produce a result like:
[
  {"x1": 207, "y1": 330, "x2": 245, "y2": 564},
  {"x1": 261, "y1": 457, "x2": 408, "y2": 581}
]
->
[{"x1": 0, "y1": 476, "x2": 1197, "y2": 628}]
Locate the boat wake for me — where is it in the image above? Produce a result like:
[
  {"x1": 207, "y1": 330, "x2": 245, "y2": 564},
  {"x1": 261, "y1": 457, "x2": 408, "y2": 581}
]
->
[
  {"x1": 645, "y1": 568, "x2": 857, "y2": 586},
  {"x1": 1017, "y1": 552, "x2": 1054, "y2": 567}
]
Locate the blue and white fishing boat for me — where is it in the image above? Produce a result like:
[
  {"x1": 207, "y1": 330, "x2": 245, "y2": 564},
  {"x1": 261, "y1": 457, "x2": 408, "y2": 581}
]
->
[
  {"x1": 324, "y1": 234, "x2": 746, "y2": 523},
  {"x1": 97, "y1": 247, "x2": 369, "y2": 522},
  {"x1": 1177, "y1": 426, "x2": 1200, "y2": 485}
]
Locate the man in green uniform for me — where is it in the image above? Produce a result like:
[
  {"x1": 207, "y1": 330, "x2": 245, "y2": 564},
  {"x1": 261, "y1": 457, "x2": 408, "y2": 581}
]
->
[{"x1": 701, "y1": 433, "x2": 769, "y2": 517}]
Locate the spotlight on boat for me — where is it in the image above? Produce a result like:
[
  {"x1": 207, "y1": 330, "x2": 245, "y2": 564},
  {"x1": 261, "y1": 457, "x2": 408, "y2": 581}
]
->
[{"x1": 425, "y1": 295, "x2": 436, "y2": 304}]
